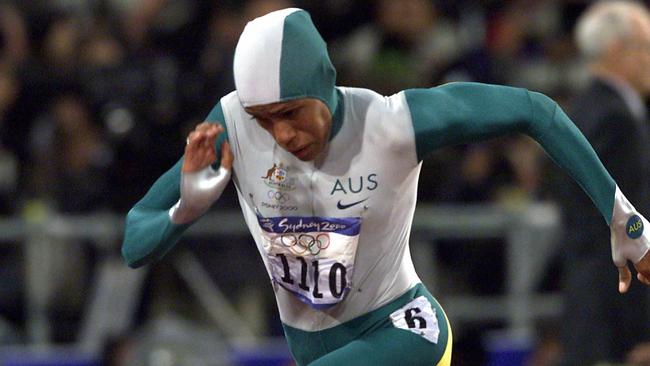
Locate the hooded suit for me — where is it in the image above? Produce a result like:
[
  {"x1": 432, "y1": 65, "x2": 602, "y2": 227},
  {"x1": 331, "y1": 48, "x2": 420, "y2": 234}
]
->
[{"x1": 122, "y1": 8, "x2": 650, "y2": 366}]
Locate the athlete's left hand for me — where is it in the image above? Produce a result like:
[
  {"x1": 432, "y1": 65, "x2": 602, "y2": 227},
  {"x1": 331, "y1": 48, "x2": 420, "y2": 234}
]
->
[{"x1": 183, "y1": 122, "x2": 230, "y2": 173}]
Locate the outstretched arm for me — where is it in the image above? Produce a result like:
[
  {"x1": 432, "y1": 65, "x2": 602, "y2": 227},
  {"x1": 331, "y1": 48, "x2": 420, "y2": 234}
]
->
[
  {"x1": 405, "y1": 82, "x2": 650, "y2": 292},
  {"x1": 122, "y1": 103, "x2": 232, "y2": 268}
]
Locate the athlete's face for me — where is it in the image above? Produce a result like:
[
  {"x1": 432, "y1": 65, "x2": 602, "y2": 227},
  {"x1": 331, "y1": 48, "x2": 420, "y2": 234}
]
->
[{"x1": 246, "y1": 98, "x2": 332, "y2": 161}]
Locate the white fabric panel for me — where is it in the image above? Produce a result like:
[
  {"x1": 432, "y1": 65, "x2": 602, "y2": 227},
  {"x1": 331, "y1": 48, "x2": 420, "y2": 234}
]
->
[
  {"x1": 169, "y1": 166, "x2": 231, "y2": 224},
  {"x1": 220, "y1": 87, "x2": 423, "y2": 331},
  {"x1": 233, "y1": 8, "x2": 300, "y2": 107},
  {"x1": 390, "y1": 296, "x2": 440, "y2": 344},
  {"x1": 610, "y1": 185, "x2": 650, "y2": 265}
]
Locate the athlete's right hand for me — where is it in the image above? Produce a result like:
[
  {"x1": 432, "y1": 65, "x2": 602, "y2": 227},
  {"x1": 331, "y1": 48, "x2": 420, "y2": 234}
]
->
[
  {"x1": 610, "y1": 195, "x2": 650, "y2": 293},
  {"x1": 182, "y1": 122, "x2": 232, "y2": 173},
  {"x1": 618, "y1": 250, "x2": 650, "y2": 294}
]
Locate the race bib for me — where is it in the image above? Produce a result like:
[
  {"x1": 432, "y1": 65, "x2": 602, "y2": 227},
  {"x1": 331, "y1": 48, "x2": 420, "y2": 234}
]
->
[
  {"x1": 390, "y1": 296, "x2": 440, "y2": 344},
  {"x1": 257, "y1": 215, "x2": 361, "y2": 309}
]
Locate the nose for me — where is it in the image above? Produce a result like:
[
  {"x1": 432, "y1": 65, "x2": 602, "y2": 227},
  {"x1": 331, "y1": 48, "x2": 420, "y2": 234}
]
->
[{"x1": 272, "y1": 120, "x2": 297, "y2": 147}]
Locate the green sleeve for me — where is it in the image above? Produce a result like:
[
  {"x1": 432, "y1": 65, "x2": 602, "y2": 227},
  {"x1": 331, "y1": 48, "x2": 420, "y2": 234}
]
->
[
  {"x1": 207, "y1": 102, "x2": 229, "y2": 167},
  {"x1": 122, "y1": 102, "x2": 229, "y2": 268},
  {"x1": 404, "y1": 82, "x2": 616, "y2": 224}
]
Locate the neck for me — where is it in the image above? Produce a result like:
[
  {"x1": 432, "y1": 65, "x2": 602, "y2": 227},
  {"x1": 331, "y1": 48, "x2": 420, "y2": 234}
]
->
[
  {"x1": 591, "y1": 64, "x2": 647, "y2": 121},
  {"x1": 590, "y1": 63, "x2": 638, "y2": 94}
]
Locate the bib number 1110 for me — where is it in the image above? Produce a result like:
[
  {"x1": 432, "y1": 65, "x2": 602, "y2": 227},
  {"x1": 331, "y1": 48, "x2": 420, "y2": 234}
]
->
[{"x1": 276, "y1": 253, "x2": 347, "y2": 299}]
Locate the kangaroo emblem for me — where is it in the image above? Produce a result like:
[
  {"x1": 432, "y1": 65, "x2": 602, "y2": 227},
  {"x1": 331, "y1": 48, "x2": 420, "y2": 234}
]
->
[{"x1": 262, "y1": 163, "x2": 277, "y2": 179}]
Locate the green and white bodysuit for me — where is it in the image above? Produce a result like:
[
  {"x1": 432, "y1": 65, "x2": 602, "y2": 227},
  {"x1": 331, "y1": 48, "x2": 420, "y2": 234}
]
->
[{"x1": 122, "y1": 8, "x2": 650, "y2": 366}]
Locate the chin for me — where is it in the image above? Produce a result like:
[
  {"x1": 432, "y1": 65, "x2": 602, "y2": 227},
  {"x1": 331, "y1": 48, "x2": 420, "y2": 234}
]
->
[
  {"x1": 295, "y1": 151, "x2": 316, "y2": 161},
  {"x1": 293, "y1": 145, "x2": 322, "y2": 161}
]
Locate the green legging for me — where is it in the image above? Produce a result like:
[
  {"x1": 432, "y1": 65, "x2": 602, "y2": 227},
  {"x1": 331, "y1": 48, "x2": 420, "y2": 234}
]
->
[
  {"x1": 308, "y1": 315, "x2": 452, "y2": 365},
  {"x1": 283, "y1": 284, "x2": 452, "y2": 366}
]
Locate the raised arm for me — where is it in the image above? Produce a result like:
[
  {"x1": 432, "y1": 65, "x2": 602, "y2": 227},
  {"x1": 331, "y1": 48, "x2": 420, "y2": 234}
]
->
[
  {"x1": 122, "y1": 103, "x2": 231, "y2": 268},
  {"x1": 405, "y1": 82, "x2": 650, "y2": 291}
]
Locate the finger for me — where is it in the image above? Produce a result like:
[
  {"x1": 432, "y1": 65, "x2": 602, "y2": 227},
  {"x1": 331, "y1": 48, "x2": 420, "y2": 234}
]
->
[
  {"x1": 195, "y1": 122, "x2": 212, "y2": 132},
  {"x1": 197, "y1": 122, "x2": 222, "y2": 134},
  {"x1": 186, "y1": 131, "x2": 200, "y2": 147},
  {"x1": 199, "y1": 133, "x2": 210, "y2": 150},
  {"x1": 189, "y1": 127, "x2": 211, "y2": 144},
  {"x1": 638, "y1": 272, "x2": 650, "y2": 286},
  {"x1": 201, "y1": 133, "x2": 218, "y2": 151},
  {"x1": 199, "y1": 151, "x2": 216, "y2": 166},
  {"x1": 627, "y1": 343, "x2": 650, "y2": 364},
  {"x1": 197, "y1": 125, "x2": 220, "y2": 144},
  {"x1": 634, "y1": 250, "x2": 650, "y2": 275},
  {"x1": 209, "y1": 125, "x2": 223, "y2": 145},
  {"x1": 220, "y1": 141, "x2": 233, "y2": 170},
  {"x1": 206, "y1": 129, "x2": 218, "y2": 141},
  {"x1": 207, "y1": 124, "x2": 222, "y2": 140},
  {"x1": 619, "y1": 265, "x2": 632, "y2": 293}
]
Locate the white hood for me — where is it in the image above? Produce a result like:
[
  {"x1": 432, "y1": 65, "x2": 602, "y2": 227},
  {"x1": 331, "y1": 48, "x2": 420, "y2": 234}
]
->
[{"x1": 233, "y1": 8, "x2": 338, "y2": 114}]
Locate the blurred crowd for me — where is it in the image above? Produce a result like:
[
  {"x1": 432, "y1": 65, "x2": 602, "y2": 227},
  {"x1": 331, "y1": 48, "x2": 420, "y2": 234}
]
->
[
  {"x1": 0, "y1": 0, "x2": 607, "y2": 217},
  {"x1": 0, "y1": 0, "x2": 649, "y2": 364}
]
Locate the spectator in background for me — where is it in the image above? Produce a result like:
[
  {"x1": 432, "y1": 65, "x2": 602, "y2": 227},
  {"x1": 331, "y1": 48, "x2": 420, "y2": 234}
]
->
[
  {"x1": 29, "y1": 92, "x2": 112, "y2": 213},
  {"x1": 333, "y1": 0, "x2": 462, "y2": 95},
  {"x1": 25, "y1": 13, "x2": 82, "y2": 205},
  {"x1": 0, "y1": 3, "x2": 29, "y2": 68},
  {"x1": 26, "y1": 91, "x2": 114, "y2": 342},
  {"x1": 440, "y1": 0, "x2": 583, "y2": 102},
  {"x1": 0, "y1": 67, "x2": 19, "y2": 215},
  {"x1": 0, "y1": 4, "x2": 31, "y2": 341},
  {"x1": 557, "y1": 1, "x2": 650, "y2": 364},
  {"x1": 42, "y1": 15, "x2": 80, "y2": 81},
  {"x1": 0, "y1": 54, "x2": 23, "y2": 342},
  {"x1": 0, "y1": 4, "x2": 34, "y2": 195}
]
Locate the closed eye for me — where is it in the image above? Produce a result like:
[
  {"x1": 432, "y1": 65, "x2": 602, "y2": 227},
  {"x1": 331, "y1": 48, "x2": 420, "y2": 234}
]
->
[
  {"x1": 275, "y1": 106, "x2": 301, "y2": 120},
  {"x1": 256, "y1": 117, "x2": 272, "y2": 130},
  {"x1": 247, "y1": 113, "x2": 267, "y2": 124},
  {"x1": 280, "y1": 109, "x2": 296, "y2": 118}
]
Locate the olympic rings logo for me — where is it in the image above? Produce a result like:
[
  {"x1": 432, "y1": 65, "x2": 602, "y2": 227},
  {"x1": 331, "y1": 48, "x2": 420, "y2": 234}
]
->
[
  {"x1": 280, "y1": 233, "x2": 330, "y2": 255},
  {"x1": 268, "y1": 190, "x2": 290, "y2": 203}
]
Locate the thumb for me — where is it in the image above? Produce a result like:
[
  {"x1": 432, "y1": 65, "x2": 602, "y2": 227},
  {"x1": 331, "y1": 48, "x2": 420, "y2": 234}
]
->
[
  {"x1": 618, "y1": 265, "x2": 632, "y2": 293},
  {"x1": 637, "y1": 272, "x2": 650, "y2": 286},
  {"x1": 220, "y1": 141, "x2": 233, "y2": 170}
]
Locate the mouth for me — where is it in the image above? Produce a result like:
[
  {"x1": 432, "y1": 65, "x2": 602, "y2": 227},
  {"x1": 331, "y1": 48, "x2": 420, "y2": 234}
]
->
[{"x1": 291, "y1": 144, "x2": 311, "y2": 159}]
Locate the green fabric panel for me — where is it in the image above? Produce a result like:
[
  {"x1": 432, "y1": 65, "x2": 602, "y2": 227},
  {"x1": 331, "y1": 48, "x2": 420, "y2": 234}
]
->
[
  {"x1": 282, "y1": 284, "x2": 449, "y2": 366},
  {"x1": 206, "y1": 102, "x2": 229, "y2": 167},
  {"x1": 405, "y1": 83, "x2": 531, "y2": 159},
  {"x1": 122, "y1": 159, "x2": 190, "y2": 268},
  {"x1": 329, "y1": 89, "x2": 344, "y2": 141},
  {"x1": 404, "y1": 82, "x2": 615, "y2": 224},
  {"x1": 280, "y1": 10, "x2": 337, "y2": 116},
  {"x1": 527, "y1": 92, "x2": 615, "y2": 224}
]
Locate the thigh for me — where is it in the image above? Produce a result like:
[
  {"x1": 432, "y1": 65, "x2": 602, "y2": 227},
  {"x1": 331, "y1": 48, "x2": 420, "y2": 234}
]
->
[
  {"x1": 309, "y1": 298, "x2": 452, "y2": 366},
  {"x1": 309, "y1": 323, "x2": 452, "y2": 366}
]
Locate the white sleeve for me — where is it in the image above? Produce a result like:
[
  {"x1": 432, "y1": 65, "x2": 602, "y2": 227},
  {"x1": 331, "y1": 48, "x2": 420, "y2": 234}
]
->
[
  {"x1": 610, "y1": 186, "x2": 650, "y2": 266},
  {"x1": 168, "y1": 166, "x2": 231, "y2": 224}
]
